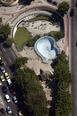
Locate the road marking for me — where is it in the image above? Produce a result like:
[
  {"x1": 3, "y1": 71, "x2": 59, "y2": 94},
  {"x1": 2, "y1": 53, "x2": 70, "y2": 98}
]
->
[
  {"x1": 3, "y1": 48, "x2": 6, "y2": 52},
  {"x1": 9, "y1": 58, "x2": 11, "y2": 63}
]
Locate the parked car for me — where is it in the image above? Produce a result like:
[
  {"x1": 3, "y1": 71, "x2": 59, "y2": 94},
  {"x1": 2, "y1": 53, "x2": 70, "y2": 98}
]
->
[
  {"x1": 4, "y1": 72, "x2": 9, "y2": 80},
  {"x1": 18, "y1": 111, "x2": 23, "y2": 116},
  {"x1": 6, "y1": 106, "x2": 12, "y2": 114},
  {"x1": 1, "y1": 75, "x2": 5, "y2": 82},
  {"x1": 13, "y1": 96, "x2": 18, "y2": 104},
  {"x1": 0, "y1": 4, "x2": 2, "y2": 7},
  {"x1": 0, "y1": 67, "x2": 5, "y2": 73},
  {"x1": 7, "y1": 79, "x2": 12, "y2": 87},
  {"x1": 0, "y1": 57, "x2": 4, "y2": 66},
  {"x1": 52, "y1": 1, "x2": 58, "y2": 6},
  {"x1": 10, "y1": 88, "x2": 16, "y2": 95},
  {"x1": 0, "y1": 108, "x2": 6, "y2": 114},
  {"x1": 2, "y1": 86, "x2": 7, "y2": 94},
  {"x1": 5, "y1": 94, "x2": 11, "y2": 103},
  {"x1": 76, "y1": 42, "x2": 77, "y2": 47},
  {"x1": 70, "y1": 9, "x2": 74, "y2": 17},
  {"x1": 0, "y1": 80, "x2": 2, "y2": 86},
  {"x1": 47, "y1": 0, "x2": 52, "y2": 3}
]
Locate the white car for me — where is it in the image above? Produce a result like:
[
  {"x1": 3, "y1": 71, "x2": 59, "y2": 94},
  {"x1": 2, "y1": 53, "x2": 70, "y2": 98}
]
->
[
  {"x1": 0, "y1": 81, "x2": 2, "y2": 86},
  {"x1": 6, "y1": 106, "x2": 12, "y2": 114},
  {"x1": 7, "y1": 79, "x2": 12, "y2": 87},
  {"x1": 5, "y1": 94, "x2": 11, "y2": 103},
  {"x1": 13, "y1": 96, "x2": 18, "y2": 104},
  {"x1": 0, "y1": 67, "x2": 5, "y2": 73}
]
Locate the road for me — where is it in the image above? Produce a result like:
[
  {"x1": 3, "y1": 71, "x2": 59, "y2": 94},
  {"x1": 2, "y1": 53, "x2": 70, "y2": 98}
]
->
[
  {"x1": 0, "y1": 40, "x2": 18, "y2": 116},
  {"x1": 71, "y1": 0, "x2": 77, "y2": 115}
]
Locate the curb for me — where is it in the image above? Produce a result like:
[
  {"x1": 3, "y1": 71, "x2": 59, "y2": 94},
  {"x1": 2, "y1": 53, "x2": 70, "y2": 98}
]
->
[
  {"x1": 12, "y1": 43, "x2": 21, "y2": 57},
  {"x1": 64, "y1": 14, "x2": 68, "y2": 52}
]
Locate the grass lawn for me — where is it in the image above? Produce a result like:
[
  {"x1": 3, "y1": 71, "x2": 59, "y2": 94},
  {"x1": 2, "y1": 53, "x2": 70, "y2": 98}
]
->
[
  {"x1": 14, "y1": 27, "x2": 31, "y2": 51},
  {"x1": 2, "y1": 0, "x2": 12, "y2": 2}
]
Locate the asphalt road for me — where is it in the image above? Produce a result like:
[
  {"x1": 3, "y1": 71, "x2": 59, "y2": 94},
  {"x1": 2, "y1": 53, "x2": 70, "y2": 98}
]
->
[
  {"x1": 71, "y1": 0, "x2": 77, "y2": 115},
  {"x1": 0, "y1": 40, "x2": 18, "y2": 116}
]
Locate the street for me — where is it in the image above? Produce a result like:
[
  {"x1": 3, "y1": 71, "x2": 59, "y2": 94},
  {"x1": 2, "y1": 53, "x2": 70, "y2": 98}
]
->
[
  {"x1": 71, "y1": 0, "x2": 77, "y2": 115},
  {"x1": 0, "y1": 40, "x2": 18, "y2": 116}
]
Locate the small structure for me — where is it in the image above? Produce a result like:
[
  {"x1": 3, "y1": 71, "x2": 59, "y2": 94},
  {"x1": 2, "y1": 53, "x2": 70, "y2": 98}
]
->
[{"x1": 40, "y1": 69, "x2": 53, "y2": 81}]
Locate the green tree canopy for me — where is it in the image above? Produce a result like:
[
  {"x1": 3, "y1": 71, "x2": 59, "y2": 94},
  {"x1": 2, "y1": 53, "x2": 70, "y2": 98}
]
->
[
  {"x1": 5, "y1": 38, "x2": 14, "y2": 46},
  {"x1": 55, "y1": 90, "x2": 72, "y2": 116},
  {"x1": 15, "y1": 57, "x2": 28, "y2": 68},
  {"x1": 0, "y1": 24, "x2": 11, "y2": 39},
  {"x1": 53, "y1": 51, "x2": 72, "y2": 85},
  {"x1": 52, "y1": 51, "x2": 72, "y2": 116},
  {"x1": 0, "y1": 17, "x2": 2, "y2": 23},
  {"x1": 15, "y1": 58, "x2": 48, "y2": 116},
  {"x1": 58, "y1": 1, "x2": 70, "y2": 14}
]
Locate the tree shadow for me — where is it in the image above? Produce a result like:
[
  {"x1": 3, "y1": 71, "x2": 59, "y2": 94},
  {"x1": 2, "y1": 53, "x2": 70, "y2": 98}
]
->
[
  {"x1": 9, "y1": 64, "x2": 16, "y2": 73},
  {"x1": 46, "y1": 80, "x2": 57, "y2": 116},
  {"x1": 0, "y1": 38, "x2": 5, "y2": 43},
  {"x1": 3, "y1": 43, "x2": 11, "y2": 48},
  {"x1": 18, "y1": 0, "x2": 34, "y2": 5}
]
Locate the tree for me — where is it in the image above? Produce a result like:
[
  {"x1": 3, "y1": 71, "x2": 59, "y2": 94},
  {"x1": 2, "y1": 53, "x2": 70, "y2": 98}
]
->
[
  {"x1": 15, "y1": 58, "x2": 48, "y2": 116},
  {"x1": 58, "y1": 1, "x2": 70, "y2": 14},
  {"x1": 0, "y1": 17, "x2": 2, "y2": 23},
  {"x1": 27, "y1": 35, "x2": 40, "y2": 47},
  {"x1": 54, "y1": 63, "x2": 72, "y2": 84},
  {"x1": 5, "y1": 38, "x2": 14, "y2": 46},
  {"x1": 55, "y1": 90, "x2": 72, "y2": 116},
  {"x1": 0, "y1": 24, "x2": 11, "y2": 39},
  {"x1": 15, "y1": 57, "x2": 28, "y2": 68},
  {"x1": 52, "y1": 51, "x2": 72, "y2": 116}
]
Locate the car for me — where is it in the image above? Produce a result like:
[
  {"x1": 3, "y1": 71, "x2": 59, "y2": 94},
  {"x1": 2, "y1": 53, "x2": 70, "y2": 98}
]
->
[
  {"x1": 2, "y1": 86, "x2": 7, "y2": 94},
  {"x1": 6, "y1": 106, "x2": 12, "y2": 114},
  {"x1": 7, "y1": 79, "x2": 12, "y2": 87},
  {"x1": 47, "y1": 0, "x2": 52, "y2": 3},
  {"x1": 4, "y1": 72, "x2": 9, "y2": 80},
  {"x1": 70, "y1": 9, "x2": 74, "y2": 17},
  {"x1": 0, "y1": 81, "x2": 2, "y2": 86},
  {"x1": 13, "y1": 96, "x2": 18, "y2": 103},
  {"x1": 0, "y1": 4, "x2": 2, "y2": 7},
  {"x1": 18, "y1": 111, "x2": 23, "y2": 116},
  {"x1": 0, "y1": 108, "x2": 6, "y2": 114},
  {"x1": 0, "y1": 67, "x2": 5, "y2": 73},
  {"x1": 0, "y1": 57, "x2": 4, "y2": 66},
  {"x1": 76, "y1": 42, "x2": 77, "y2": 47},
  {"x1": 5, "y1": 94, "x2": 11, "y2": 103},
  {"x1": 52, "y1": 1, "x2": 58, "y2": 6},
  {"x1": 10, "y1": 88, "x2": 16, "y2": 95},
  {"x1": 1, "y1": 75, "x2": 5, "y2": 82}
]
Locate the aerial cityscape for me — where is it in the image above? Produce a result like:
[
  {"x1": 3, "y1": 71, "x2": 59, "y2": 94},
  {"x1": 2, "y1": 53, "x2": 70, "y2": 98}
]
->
[{"x1": 0, "y1": 0, "x2": 76, "y2": 116}]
